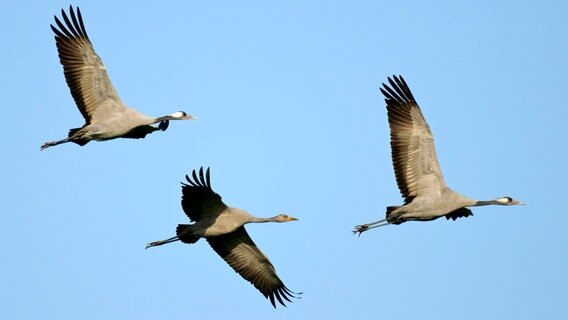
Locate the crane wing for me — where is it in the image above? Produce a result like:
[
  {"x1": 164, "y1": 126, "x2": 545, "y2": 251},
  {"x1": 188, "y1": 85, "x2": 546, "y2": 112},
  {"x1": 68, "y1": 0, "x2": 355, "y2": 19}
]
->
[
  {"x1": 121, "y1": 125, "x2": 160, "y2": 139},
  {"x1": 381, "y1": 75, "x2": 447, "y2": 203},
  {"x1": 51, "y1": 6, "x2": 125, "y2": 124},
  {"x1": 206, "y1": 226, "x2": 298, "y2": 308},
  {"x1": 181, "y1": 167, "x2": 228, "y2": 222}
]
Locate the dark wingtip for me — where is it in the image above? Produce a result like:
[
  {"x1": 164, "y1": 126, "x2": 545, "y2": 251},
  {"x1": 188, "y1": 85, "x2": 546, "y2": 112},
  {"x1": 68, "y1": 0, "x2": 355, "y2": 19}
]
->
[
  {"x1": 52, "y1": 5, "x2": 89, "y2": 41},
  {"x1": 381, "y1": 74, "x2": 416, "y2": 104},
  {"x1": 182, "y1": 174, "x2": 196, "y2": 187},
  {"x1": 181, "y1": 168, "x2": 211, "y2": 188},
  {"x1": 267, "y1": 286, "x2": 301, "y2": 308},
  {"x1": 192, "y1": 169, "x2": 201, "y2": 186},
  {"x1": 198, "y1": 167, "x2": 205, "y2": 186},
  {"x1": 205, "y1": 167, "x2": 211, "y2": 187},
  {"x1": 268, "y1": 294, "x2": 276, "y2": 308}
]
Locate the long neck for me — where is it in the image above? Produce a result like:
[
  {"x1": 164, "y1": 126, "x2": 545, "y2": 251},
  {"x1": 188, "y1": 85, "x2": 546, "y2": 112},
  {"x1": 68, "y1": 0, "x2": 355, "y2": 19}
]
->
[
  {"x1": 155, "y1": 115, "x2": 175, "y2": 122},
  {"x1": 474, "y1": 200, "x2": 501, "y2": 206},
  {"x1": 249, "y1": 216, "x2": 278, "y2": 223}
]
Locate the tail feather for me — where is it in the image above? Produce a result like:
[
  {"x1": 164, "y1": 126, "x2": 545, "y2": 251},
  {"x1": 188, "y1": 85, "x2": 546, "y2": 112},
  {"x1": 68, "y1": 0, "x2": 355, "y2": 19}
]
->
[
  {"x1": 68, "y1": 128, "x2": 89, "y2": 146},
  {"x1": 68, "y1": 128, "x2": 81, "y2": 137},
  {"x1": 386, "y1": 206, "x2": 400, "y2": 218},
  {"x1": 176, "y1": 224, "x2": 200, "y2": 244}
]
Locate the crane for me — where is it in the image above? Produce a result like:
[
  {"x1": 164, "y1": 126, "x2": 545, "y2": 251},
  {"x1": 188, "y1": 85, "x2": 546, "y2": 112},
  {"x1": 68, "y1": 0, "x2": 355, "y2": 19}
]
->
[
  {"x1": 354, "y1": 75, "x2": 523, "y2": 234},
  {"x1": 146, "y1": 167, "x2": 300, "y2": 308},
  {"x1": 41, "y1": 6, "x2": 195, "y2": 150}
]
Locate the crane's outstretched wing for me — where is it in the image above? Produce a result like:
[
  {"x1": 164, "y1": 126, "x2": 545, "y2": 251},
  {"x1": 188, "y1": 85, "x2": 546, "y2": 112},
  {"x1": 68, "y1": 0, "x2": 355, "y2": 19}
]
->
[
  {"x1": 381, "y1": 75, "x2": 447, "y2": 203},
  {"x1": 51, "y1": 6, "x2": 125, "y2": 124},
  {"x1": 121, "y1": 121, "x2": 167, "y2": 139},
  {"x1": 121, "y1": 125, "x2": 160, "y2": 139},
  {"x1": 181, "y1": 167, "x2": 228, "y2": 222},
  {"x1": 206, "y1": 227, "x2": 299, "y2": 308}
]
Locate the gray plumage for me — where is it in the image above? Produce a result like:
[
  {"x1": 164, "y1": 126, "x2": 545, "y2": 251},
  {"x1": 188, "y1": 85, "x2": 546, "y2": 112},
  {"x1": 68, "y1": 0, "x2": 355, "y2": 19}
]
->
[
  {"x1": 41, "y1": 6, "x2": 195, "y2": 150},
  {"x1": 353, "y1": 75, "x2": 523, "y2": 234},
  {"x1": 146, "y1": 167, "x2": 300, "y2": 308}
]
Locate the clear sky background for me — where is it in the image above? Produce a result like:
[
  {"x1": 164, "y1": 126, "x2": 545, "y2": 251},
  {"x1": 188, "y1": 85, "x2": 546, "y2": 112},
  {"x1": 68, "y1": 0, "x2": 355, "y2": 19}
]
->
[{"x1": 2, "y1": 1, "x2": 567, "y2": 319}]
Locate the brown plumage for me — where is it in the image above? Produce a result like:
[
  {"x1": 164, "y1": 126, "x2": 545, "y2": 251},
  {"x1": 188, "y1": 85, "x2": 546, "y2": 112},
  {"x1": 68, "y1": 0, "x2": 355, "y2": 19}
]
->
[{"x1": 146, "y1": 167, "x2": 300, "y2": 308}]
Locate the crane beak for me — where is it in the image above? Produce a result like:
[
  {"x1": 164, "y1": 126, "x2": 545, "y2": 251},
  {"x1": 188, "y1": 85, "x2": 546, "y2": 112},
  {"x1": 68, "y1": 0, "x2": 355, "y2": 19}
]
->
[
  {"x1": 287, "y1": 216, "x2": 299, "y2": 221},
  {"x1": 512, "y1": 200, "x2": 525, "y2": 205}
]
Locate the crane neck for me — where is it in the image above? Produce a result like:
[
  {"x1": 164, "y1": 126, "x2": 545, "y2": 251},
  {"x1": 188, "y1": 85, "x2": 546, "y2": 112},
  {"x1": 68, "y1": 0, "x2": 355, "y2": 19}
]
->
[
  {"x1": 474, "y1": 200, "x2": 501, "y2": 206},
  {"x1": 250, "y1": 216, "x2": 278, "y2": 223},
  {"x1": 155, "y1": 115, "x2": 176, "y2": 122}
]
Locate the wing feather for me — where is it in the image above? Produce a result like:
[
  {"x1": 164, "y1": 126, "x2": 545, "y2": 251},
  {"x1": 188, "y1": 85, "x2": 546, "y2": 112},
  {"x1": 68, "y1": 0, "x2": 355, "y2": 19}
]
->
[
  {"x1": 181, "y1": 167, "x2": 227, "y2": 222},
  {"x1": 51, "y1": 6, "x2": 124, "y2": 124},
  {"x1": 121, "y1": 125, "x2": 160, "y2": 139},
  {"x1": 206, "y1": 227, "x2": 298, "y2": 308},
  {"x1": 382, "y1": 75, "x2": 447, "y2": 203},
  {"x1": 445, "y1": 207, "x2": 474, "y2": 221}
]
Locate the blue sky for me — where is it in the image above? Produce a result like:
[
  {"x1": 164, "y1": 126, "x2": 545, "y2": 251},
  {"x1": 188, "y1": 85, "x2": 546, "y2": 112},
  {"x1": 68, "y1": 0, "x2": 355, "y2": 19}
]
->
[{"x1": 2, "y1": 0, "x2": 567, "y2": 319}]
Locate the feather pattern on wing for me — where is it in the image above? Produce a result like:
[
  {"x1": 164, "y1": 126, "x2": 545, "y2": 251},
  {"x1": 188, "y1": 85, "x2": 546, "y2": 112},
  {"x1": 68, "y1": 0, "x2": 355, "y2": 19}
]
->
[
  {"x1": 181, "y1": 167, "x2": 227, "y2": 222},
  {"x1": 51, "y1": 6, "x2": 124, "y2": 124},
  {"x1": 381, "y1": 75, "x2": 447, "y2": 203},
  {"x1": 206, "y1": 227, "x2": 297, "y2": 308}
]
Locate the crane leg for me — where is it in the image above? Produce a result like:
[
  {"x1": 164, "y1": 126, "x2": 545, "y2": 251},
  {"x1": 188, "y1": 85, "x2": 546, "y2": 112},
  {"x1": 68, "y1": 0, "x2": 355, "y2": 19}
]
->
[
  {"x1": 40, "y1": 137, "x2": 71, "y2": 150},
  {"x1": 145, "y1": 236, "x2": 179, "y2": 249},
  {"x1": 352, "y1": 218, "x2": 390, "y2": 236}
]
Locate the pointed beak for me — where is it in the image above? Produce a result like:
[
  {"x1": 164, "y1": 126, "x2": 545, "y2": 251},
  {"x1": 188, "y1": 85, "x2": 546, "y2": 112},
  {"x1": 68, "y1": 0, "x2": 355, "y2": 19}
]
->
[
  {"x1": 287, "y1": 216, "x2": 299, "y2": 221},
  {"x1": 185, "y1": 115, "x2": 197, "y2": 120},
  {"x1": 513, "y1": 200, "x2": 525, "y2": 205}
]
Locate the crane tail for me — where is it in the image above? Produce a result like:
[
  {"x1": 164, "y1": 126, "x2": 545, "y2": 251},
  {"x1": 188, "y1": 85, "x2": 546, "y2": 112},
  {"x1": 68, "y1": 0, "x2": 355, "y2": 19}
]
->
[
  {"x1": 386, "y1": 206, "x2": 400, "y2": 219},
  {"x1": 68, "y1": 127, "x2": 81, "y2": 137},
  {"x1": 176, "y1": 224, "x2": 199, "y2": 244},
  {"x1": 68, "y1": 128, "x2": 89, "y2": 146}
]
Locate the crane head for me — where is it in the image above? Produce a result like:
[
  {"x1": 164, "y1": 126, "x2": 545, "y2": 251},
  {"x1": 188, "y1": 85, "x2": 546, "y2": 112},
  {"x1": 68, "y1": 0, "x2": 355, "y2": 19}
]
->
[
  {"x1": 496, "y1": 196, "x2": 524, "y2": 206},
  {"x1": 171, "y1": 111, "x2": 196, "y2": 120},
  {"x1": 273, "y1": 214, "x2": 298, "y2": 222}
]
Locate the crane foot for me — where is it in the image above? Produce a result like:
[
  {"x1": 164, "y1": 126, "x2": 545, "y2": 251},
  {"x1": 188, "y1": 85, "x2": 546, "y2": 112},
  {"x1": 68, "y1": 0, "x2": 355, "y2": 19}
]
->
[{"x1": 352, "y1": 224, "x2": 369, "y2": 236}]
